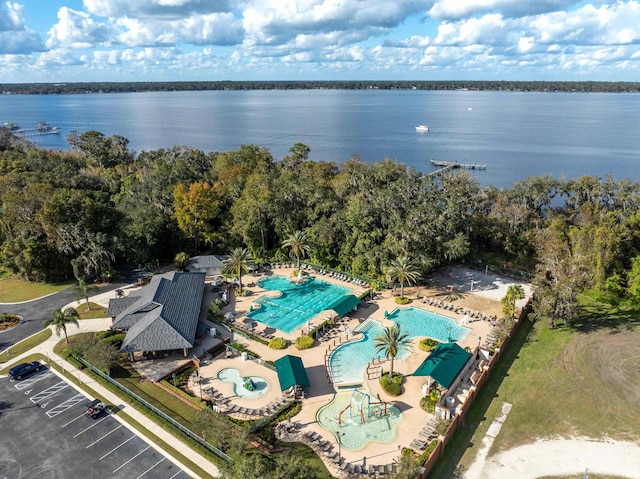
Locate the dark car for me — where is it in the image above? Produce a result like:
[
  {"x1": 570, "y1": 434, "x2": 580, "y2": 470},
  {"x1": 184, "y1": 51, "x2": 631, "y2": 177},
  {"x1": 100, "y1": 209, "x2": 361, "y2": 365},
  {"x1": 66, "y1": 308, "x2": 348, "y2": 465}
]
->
[
  {"x1": 8, "y1": 361, "x2": 42, "y2": 380},
  {"x1": 86, "y1": 399, "x2": 107, "y2": 418}
]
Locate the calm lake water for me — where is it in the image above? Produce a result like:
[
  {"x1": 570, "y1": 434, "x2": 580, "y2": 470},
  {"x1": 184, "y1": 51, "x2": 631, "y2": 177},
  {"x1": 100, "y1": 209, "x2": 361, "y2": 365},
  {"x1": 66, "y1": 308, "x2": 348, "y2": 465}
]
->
[{"x1": 2, "y1": 90, "x2": 639, "y2": 188}]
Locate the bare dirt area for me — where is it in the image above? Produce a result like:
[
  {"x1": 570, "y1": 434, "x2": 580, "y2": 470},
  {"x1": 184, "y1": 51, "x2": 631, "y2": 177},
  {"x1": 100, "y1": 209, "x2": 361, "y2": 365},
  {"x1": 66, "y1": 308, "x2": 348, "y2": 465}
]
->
[{"x1": 466, "y1": 315, "x2": 640, "y2": 478}]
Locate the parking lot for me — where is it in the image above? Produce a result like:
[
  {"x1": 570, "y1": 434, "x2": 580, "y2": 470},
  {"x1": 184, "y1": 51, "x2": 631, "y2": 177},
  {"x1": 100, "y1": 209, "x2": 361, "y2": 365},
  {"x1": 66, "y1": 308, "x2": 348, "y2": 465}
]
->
[{"x1": 0, "y1": 367, "x2": 191, "y2": 479}]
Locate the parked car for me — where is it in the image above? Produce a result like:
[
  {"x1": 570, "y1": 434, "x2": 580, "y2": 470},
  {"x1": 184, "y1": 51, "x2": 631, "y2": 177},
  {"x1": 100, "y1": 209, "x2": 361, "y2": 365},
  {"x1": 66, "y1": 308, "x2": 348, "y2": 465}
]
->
[
  {"x1": 86, "y1": 399, "x2": 107, "y2": 418},
  {"x1": 8, "y1": 361, "x2": 42, "y2": 380}
]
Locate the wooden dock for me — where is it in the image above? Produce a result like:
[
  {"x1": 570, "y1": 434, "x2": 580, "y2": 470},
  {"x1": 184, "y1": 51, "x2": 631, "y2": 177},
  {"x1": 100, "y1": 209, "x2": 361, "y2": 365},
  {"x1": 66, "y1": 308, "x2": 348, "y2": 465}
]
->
[{"x1": 430, "y1": 160, "x2": 486, "y2": 170}]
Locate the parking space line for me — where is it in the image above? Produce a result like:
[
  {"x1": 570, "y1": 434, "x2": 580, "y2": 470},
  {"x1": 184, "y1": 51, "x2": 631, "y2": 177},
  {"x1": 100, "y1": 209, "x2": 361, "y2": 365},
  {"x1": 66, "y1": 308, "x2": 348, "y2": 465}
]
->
[
  {"x1": 135, "y1": 457, "x2": 165, "y2": 478},
  {"x1": 29, "y1": 381, "x2": 69, "y2": 403},
  {"x1": 86, "y1": 424, "x2": 122, "y2": 449},
  {"x1": 100, "y1": 435, "x2": 135, "y2": 460},
  {"x1": 72, "y1": 415, "x2": 110, "y2": 437},
  {"x1": 168, "y1": 470, "x2": 183, "y2": 479},
  {"x1": 49, "y1": 394, "x2": 86, "y2": 419},
  {"x1": 60, "y1": 412, "x2": 87, "y2": 427},
  {"x1": 14, "y1": 371, "x2": 53, "y2": 390},
  {"x1": 112, "y1": 445, "x2": 150, "y2": 474}
]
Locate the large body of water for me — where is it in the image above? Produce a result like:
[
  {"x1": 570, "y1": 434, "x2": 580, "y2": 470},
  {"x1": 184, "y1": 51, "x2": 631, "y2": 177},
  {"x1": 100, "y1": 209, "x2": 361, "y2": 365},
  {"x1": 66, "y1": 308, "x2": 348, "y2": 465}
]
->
[{"x1": 2, "y1": 90, "x2": 639, "y2": 188}]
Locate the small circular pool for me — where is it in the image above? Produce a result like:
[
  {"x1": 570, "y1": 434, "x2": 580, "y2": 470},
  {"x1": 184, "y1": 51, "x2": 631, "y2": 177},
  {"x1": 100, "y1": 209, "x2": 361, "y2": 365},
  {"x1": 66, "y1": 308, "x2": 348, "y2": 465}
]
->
[
  {"x1": 217, "y1": 368, "x2": 269, "y2": 399},
  {"x1": 317, "y1": 389, "x2": 403, "y2": 450}
]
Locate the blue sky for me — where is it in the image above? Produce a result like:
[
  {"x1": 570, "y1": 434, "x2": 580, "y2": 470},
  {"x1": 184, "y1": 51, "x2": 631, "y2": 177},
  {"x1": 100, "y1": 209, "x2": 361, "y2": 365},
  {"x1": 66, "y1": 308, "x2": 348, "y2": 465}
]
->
[{"x1": 1, "y1": 0, "x2": 640, "y2": 83}]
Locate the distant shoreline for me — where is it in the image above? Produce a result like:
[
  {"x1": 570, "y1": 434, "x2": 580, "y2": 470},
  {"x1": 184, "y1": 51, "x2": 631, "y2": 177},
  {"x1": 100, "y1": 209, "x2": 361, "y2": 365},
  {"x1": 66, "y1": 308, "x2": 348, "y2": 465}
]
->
[{"x1": 1, "y1": 80, "x2": 640, "y2": 95}]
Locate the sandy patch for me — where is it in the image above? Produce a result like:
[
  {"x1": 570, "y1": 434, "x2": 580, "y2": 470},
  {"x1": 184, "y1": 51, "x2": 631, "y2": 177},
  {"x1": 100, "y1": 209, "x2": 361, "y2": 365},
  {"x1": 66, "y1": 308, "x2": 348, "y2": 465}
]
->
[{"x1": 471, "y1": 437, "x2": 640, "y2": 479}]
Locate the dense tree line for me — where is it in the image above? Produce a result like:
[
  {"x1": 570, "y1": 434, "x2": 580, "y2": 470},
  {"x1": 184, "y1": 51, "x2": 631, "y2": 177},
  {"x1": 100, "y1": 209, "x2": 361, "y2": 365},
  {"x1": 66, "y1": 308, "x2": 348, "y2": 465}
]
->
[
  {"x1": 1, "y1": 128, "x2": 639, "y2": 327},
  {"x1": 2, "y1": 80, "x2": 640, "y2": 95}
]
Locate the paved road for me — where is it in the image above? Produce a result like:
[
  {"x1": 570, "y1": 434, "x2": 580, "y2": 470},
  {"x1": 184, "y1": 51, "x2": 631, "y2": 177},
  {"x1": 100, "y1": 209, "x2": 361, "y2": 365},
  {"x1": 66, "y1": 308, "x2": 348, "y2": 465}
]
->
[{"x1": 0, "y1": 282, "x2": 126, "y2": 353}]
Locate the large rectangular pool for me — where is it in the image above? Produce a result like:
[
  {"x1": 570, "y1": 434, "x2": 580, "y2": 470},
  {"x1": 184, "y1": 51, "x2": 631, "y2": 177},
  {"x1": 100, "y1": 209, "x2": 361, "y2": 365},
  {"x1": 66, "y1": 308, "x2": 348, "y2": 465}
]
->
[{"x1": 247, "y1": 275, "x2": 351, "y2": 333}]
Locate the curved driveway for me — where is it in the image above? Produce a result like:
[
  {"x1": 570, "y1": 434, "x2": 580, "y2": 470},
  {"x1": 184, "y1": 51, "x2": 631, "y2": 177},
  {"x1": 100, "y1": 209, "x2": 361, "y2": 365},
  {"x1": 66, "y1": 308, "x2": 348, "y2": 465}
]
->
[{"x1": 0, "y1": 282, "x2": 125, "y2": 352}]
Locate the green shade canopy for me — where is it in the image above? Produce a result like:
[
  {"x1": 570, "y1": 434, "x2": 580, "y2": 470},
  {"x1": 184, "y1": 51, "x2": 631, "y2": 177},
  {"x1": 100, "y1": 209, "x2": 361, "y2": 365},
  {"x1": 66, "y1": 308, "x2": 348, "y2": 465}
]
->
[
  {"x1": 328, "y1": 294, "x2": 361, "y2": 316},
  {"x1": 275, "y1": 355, "x2": 310, "y2": 391},
  {"x1": 412, "y1": 342, "x2": 472, "y2": 389}
]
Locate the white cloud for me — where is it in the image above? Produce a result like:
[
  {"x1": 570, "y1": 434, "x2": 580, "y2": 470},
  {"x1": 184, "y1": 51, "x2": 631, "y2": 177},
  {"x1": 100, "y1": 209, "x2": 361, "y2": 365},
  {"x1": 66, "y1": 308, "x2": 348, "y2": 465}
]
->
[
  {"x1": 82, "y1": 0, "x2": 233, "y2": 19},
  {"x1": 46, "y1": 6, "x2": 109, "y2": 49},
  {"x1": 0, "y1": 2, "x2": 44, "y2": 54},
  {"x1": 428, "y1": 0, "x2": 578, "y2": 21}
]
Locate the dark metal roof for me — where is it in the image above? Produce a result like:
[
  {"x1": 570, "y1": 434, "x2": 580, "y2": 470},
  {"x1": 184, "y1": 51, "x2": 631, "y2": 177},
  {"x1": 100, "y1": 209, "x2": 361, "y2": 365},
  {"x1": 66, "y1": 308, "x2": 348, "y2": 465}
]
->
[{"x1": 114, "y1": 272, "x2": 206, "y2": 353}]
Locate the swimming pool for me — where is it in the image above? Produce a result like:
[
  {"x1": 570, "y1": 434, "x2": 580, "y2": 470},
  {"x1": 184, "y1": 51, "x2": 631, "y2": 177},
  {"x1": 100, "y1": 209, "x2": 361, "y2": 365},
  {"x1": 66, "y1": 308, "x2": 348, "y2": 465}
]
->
[
  {"x1": 316, "y1": 389, "x2": 403, "y2": 450},
  {"x1": 246, "y1": 275, "x2": 350, "y2": 333},
  {"x1": 329, "y1": 307, "x2": 470, "y2": 384},
  {"x1": 216, "y1": 368, "x2": 269, "y2": 399}
]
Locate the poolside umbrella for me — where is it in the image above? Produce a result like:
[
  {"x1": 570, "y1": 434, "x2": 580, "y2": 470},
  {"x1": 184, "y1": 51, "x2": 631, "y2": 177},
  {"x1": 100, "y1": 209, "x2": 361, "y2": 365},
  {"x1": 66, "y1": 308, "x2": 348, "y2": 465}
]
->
[
  {"x1": 263, "y1": 326, "x2": 277, "y2": 336},
  {"x1": 224, "y1": 311, "x2": 236, "y2": 321},
  {"x1": 243, "y1": 318, "x2": 257, "y2": 329}
]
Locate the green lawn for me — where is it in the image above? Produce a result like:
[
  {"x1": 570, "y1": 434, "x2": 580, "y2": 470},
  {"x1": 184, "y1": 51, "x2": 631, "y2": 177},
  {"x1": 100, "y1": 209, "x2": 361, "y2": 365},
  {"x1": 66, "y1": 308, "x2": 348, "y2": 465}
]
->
[
  {"x1": 0, "y1": 279, "x2": 73, "y2": 303},
  {"x1": 0, "y1": 329, "x2": 52, "y2": 364},
  {"x1": 75, "y1": 302, "x2": 108, "y2": 319},
  {"x1": 429, "y1": 297, "x2": 640, "y2": 478}
]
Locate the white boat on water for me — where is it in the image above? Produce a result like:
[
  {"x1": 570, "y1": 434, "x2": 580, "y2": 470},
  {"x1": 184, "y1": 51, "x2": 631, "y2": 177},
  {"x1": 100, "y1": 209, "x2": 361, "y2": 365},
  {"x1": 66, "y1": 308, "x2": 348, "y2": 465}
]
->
[{"x1": 415, "y1": 124, "x2": 429, "y2": 132}]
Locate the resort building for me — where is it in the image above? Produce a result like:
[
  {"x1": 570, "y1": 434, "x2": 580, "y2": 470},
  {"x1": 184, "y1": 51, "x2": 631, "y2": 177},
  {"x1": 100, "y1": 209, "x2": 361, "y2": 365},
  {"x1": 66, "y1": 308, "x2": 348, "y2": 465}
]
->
[
  {"x1": 186, "y1": 254, "x2": 227, "y2": 277},
  {"x1": 107, "y1": 271, "x2": 206, "y2": 359}
]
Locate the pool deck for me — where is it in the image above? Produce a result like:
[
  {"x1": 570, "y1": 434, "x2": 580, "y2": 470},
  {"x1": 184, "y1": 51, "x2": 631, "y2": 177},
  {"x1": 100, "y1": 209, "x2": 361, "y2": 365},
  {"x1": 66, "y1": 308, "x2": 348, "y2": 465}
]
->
[{"x1": 192, "y1": 265, "x2": 526, "y2": 475}]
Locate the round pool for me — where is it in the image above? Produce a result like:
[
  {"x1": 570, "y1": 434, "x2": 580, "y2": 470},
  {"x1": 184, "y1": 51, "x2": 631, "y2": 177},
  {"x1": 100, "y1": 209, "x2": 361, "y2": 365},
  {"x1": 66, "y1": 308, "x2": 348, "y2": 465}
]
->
[
  {"x1": 316, "y1": 389, "x2": 403, "y2": 450},
  {"x1": 217, "y1": 368, "x2": 269, "y2": 399}
]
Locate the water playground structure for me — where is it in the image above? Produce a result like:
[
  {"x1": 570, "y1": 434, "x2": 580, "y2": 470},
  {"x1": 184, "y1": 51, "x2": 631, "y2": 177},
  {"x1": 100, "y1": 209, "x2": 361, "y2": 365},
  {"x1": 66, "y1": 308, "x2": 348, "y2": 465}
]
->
[
  {"x1": 243, "y1": 376, "x2": 256, "y2": 391},
  {"x1": 337, "y1": 389, "x2": 389, "y2": 425}
]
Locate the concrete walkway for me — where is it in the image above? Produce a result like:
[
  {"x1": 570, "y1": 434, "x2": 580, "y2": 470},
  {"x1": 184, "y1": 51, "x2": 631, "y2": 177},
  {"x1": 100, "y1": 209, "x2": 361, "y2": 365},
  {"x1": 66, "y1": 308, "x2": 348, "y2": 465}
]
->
[{"x1": 2, "y1": 288, "x2": 221, "y2": 479}]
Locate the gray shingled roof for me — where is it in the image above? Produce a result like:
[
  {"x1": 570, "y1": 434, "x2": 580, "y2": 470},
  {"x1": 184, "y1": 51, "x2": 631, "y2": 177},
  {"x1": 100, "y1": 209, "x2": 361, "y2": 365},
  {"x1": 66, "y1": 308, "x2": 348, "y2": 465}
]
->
[
  {"x1": 107, "y1": 296, "x2": 140, "y2": 318},
  {"x1": 186, "y1": 255, "x2": 227, "y2": 272},
  {"x1": 113, "y1": 272, "x2": 206, "y2": 353}
]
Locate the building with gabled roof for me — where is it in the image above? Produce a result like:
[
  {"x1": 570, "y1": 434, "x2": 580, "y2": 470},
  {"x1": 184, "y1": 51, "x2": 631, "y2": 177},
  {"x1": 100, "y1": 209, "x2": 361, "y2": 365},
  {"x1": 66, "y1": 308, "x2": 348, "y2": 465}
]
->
[
  {"x1": 186, "y1": 254, "x2": 227, "y2": 277},
  {"x1": 108, "y1": 271, "x2": 206, "y2": 359}
]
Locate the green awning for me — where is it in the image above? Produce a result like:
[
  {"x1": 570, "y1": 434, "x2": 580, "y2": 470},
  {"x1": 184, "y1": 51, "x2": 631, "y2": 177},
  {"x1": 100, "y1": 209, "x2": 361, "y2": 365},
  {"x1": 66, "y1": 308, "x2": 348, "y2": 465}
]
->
[
  {"x1": 412, "y1": 343, "x2": 471, "y2": 389},
  {"x1": 328, "y1": 294, "x2": 361, "y2": 316},
  {"x1": 275, "y1": 355, "x2": 310, "y2": 391}
]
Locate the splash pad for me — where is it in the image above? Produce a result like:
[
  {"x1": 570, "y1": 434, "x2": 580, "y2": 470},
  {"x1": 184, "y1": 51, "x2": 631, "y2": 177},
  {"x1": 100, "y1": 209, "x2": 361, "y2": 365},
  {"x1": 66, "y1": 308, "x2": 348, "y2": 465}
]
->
[{"x1": 317, "y1": 388, "x2": 403, "y2": 450}]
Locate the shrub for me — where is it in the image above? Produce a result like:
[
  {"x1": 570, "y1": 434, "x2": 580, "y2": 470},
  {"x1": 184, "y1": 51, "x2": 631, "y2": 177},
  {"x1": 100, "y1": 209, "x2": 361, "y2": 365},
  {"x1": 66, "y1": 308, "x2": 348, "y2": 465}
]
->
[
  {"x1": 295, "y1": 335, "x2": 314, "y2": 350},
  {"x1": 101, "y1": 333, "x2": 126, "y2": 348},
  {"x1": 98, "y1": 329, "x2": 118, "y2": 339},
  {"x1": 419, "y1": 338, "x2": 439, "y2": 352},
  {"x1": 379, "y1": 371, "x2": 403, "y2": 396},
  {"x1": 419, "y1": 389, "x2": 441, "y2": 413},
  {"x1": 395, "y1": 296, "x2": 411, "y2": 305},
  {"x1": 268, "y1": 337, "x2": 287, "y2": 350}
]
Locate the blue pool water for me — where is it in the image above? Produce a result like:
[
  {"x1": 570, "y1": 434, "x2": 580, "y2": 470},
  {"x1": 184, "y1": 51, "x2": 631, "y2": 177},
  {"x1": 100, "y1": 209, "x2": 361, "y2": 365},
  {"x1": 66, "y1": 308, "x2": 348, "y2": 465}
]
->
[
  {"x1": 316, "y1": 389, "x2": 403, "y2": 450},
  {"x1": 329, "y1": 307, "x2": 470, "y2": 384},
  {"x1": 216, "y1": 368, "x2": 269, "y2": 399},
  {"x1": 246, "y1": 275, "x2": 350, "y2": 333}
]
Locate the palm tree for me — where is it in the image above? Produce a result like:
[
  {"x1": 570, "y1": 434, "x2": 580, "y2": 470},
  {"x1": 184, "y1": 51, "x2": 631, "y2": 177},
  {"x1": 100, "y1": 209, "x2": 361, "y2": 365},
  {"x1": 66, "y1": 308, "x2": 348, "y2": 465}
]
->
[
  {"x1": 44, "y1": 307, "x2": 80, "y2": 344},
  {"x1": 281, "y1": 231, "x2": 311, "y2": 273},
  {"x1": 222, "y1": 247, "x2": 254, "y2": 293},
  {"x1": 374, "y1": 325, "x2": 411, "y2": 377},
  {"x1": 501, "y1": 284, "x2": 526, "y2": 319},
  {"x1": 385, "y1": 256, "x2": 421, "y2": 299},
  {"x1": 75, "y1": 279, "x2": 98, "y2": 312}
]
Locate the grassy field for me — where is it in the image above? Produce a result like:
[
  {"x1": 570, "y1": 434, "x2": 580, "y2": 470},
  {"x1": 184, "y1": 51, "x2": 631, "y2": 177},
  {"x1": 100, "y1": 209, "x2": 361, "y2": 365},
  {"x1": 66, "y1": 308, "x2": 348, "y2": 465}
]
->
[
  {"x1": 0, "y1": 279, "x2": 73, "y2": 303},
  {"x1": 0, "y1": 329, "x2": 52, "y2": 363},
  {"x1": 429, "y1": 296, "x2": 640, "y2": 478}
]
